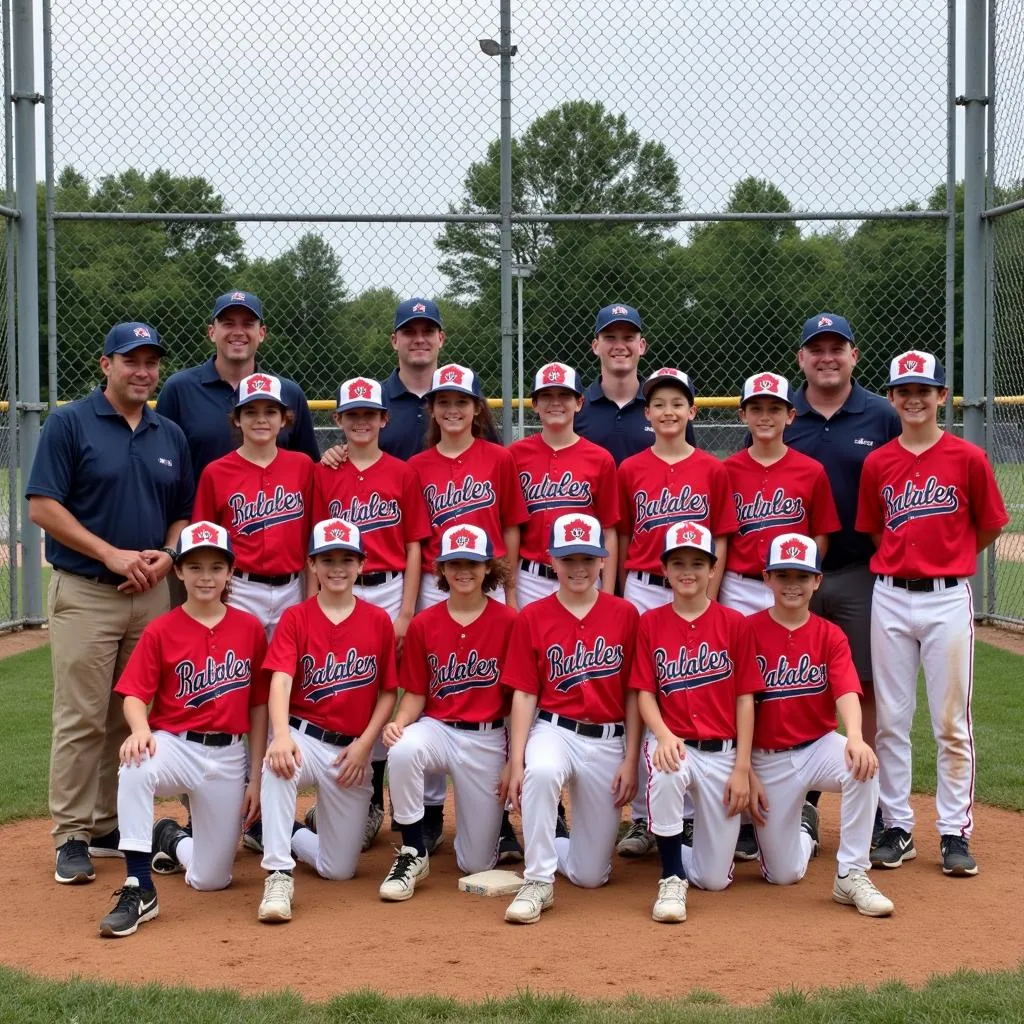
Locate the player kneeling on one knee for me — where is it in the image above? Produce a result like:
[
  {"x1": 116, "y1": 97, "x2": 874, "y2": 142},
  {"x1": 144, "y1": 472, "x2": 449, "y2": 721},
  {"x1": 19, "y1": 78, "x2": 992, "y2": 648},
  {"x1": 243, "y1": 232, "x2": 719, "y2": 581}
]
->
[
  {"x1": 631, "y1": 522, "x2": 763, "y2": 924},
  {"x1": 257, "y1": 519, "x2": 398, "y2": 923},
  {"x1": 380, "y1": 524, "x2": 517, "y2": 900},
  {"x1": 748, "y1": 534, "x2": 894, "y2": 917},
  {"x1": 501, "y1": 513, "x2": 640, "y2": 924},
  {"x1": 98, "y1": 523, "x2": 270, "y2": 938}
]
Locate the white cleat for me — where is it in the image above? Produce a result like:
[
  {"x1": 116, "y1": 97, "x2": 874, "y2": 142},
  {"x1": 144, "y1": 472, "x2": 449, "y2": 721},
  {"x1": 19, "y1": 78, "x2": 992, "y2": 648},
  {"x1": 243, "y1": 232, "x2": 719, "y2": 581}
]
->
[
  {"x1": 832, "y1": 871, "x2": 894, "y2": 917},
  {"x1": 258, "y1": 871, "x2": 294, "y2": 923},
  {"x1": 504, "y1": 880, "x2": 554, "y2": 924},
  {"x1": 652, "y1": 875, "x2": 688, "y2": 923},
  {"x1": 379, "y1": 847, "x2": 430, "y2": 901}
]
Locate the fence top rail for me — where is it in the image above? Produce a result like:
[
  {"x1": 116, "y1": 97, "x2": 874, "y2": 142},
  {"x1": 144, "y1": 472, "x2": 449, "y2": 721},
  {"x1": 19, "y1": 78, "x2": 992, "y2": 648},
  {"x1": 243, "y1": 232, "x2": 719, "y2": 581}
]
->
[
  {"x1": 0, "y1": 204, "x2": 19, "y2": 218},
  {"x1": 982, "y1": 197, "x2": 1024, "y2": 219}
]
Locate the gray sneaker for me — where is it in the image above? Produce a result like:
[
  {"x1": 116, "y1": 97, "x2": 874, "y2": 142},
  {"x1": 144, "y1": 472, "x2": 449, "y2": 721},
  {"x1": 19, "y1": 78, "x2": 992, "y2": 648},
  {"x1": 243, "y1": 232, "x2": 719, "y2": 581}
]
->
[
  {"x1": 940, "y1": 835, "x2": 978, "y2": 876},
  {"x1": 98, "y1": 877, "x2": 159, "y2": 937},
  {"x1": 55, "y1": 839, "x2": 95, "y2": 885},
  {"x1": 617, "y1": 819, "x2": 655, "y2": 858},
  {"x1": 870, "y1": 827, "x2": 916, "y2": 869},
  {"x1": 363, "y1": 804, "x2": 385, "y2": 852}
]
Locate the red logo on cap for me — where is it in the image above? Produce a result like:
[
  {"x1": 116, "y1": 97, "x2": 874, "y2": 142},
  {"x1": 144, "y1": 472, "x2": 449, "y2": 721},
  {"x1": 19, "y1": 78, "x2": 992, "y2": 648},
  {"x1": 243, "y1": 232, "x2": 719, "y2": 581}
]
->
[
  {"x1": 190, "y1": 524, "x2": 216, "y2": 544},
  {"x1": 542, "y1": 364, "x2": 566, "y2": 385},
  {"x1": 413, "y1": 302, "x2": 427, "y2": 313},
  {"x1": 439, "y1": 365, "x2": 465, "y2": 386},
  {"x1": 673, "y1": 524, "x2": 701, "y2": 546},
  {"x1": 246, "y1": 374, "x2": 274, "y2": 396},
  {"x1": 347, "y1": 378, "x2": 373, "y2": 400},
  {"x1": 752, "y1": 373, "x2": 780, "y2": 394},
  {"x1": 780, "y1": 537, "x2": 808, "y2": 561},
  {"x1": 231, "y1": 291, "x2": 246, "y2": 301},
  {"x1": 611, "y1": 305, "x2": 629, "y2": 315},
  {"x1": 324, "y1": 520, "x2": 352, "y2": 543},
  {"x1": 563, "y1": 518, "x2": 593, "y2": 543},
  {"x1": 448, "y1": 527, "x2": 478, "y2": 551},
  {"x1": 897, "y1": 352, "x2": 925, "y2": 375},
  {"x1": 653, "y1": 367, "x2": 681, "y2": 380},
  {"x1": 133, "y1": 326, "x2": 151, "y2": 338},
  {"x1": 817, "y1": 316, "x2": 833, "y2": 328}
]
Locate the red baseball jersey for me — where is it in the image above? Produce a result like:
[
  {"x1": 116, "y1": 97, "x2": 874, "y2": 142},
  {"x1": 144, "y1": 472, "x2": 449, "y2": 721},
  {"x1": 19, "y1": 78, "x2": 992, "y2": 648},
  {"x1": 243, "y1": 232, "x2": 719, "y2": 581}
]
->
[
  {"x1": 503, "y1": 591, "x2": 639, "y2": 723},
  {"x1": 409, "y1": 438, "x2": 530, "y2": 569},
  {"x1": 629, "y1": 600, "x2": 764, "y2": 740},
  {"x1": 400, "y1": 598, "x2": 517, "y2": 722},
  {"x1": 618, "y1": 448, "x2": 739, "y2": 571},
  {"x1": 855, "y1": 433, "x2": 1009, "y2": 578},
  {"x1": 748, "y1": 610, "x2": 861, "y2": 749},
  {"x1": 115, "y1": 606, "x2": 270, "y2": 735},
  {"x1": 312, "y1": 455, "x2": 431, "y2": 572},
  {"x1": 264, "y1": 596, "x2": 399, "y2": 735},
  {"x1": 510, "y1": 434, "x2": 620, "y2": 564},
  {"x1": 724, "y1": 448, "x2": 841, "y2": 574},
  {"x1": 194, "y1": 449, "x2": 314, "y2": 575}
]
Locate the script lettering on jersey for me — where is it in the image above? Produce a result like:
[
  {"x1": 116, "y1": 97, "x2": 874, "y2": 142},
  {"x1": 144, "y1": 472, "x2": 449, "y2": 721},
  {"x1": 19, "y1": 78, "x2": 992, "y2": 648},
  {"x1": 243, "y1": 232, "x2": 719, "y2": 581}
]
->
[
  {"x1": 428, "y1": 650, "x2": 500, "y2": 701},
  {"x1": 328, "y1": 491, "x2": 400, "y2": 533},
  {"x1": 423, "y1": 474, "x2": 496, "y2": 528},
  {"x1": 227, "y1": 485, "x2": 305, "y2": 535},
  {"x1": 300, "y1": 650, "x2": 378, "y2": 702},
  {"x1": 734, "y1": 488, "x2": 805, "y2": 536},
  {"x1": 634, "y1": 486, "x2": 709, "y2": 534},
  {"x1": 654, "y1": 643, "x2": 733, "y2": 695},
  {"x1": 881, "y1": 475, "x2": 959, "y2": 530},
  {"x1": 519, "y1": 470, "x2": 593, "y2": 515},
  {"x1": 174, "y1": 650, "x2": 252, "y2": 708},
  {"x1": 755, "y1": 653, "x2": 829, "y2": 700},
  {"x1": 546, "y1": 637, "x2": 624, "y2": 693}
]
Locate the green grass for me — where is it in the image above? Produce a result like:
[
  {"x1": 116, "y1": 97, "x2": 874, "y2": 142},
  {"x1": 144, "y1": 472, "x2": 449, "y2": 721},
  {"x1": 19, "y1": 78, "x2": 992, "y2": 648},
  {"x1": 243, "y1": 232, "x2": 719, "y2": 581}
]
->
[{"x1": 0, "y1": 644, "x2": 53, "y2": 823}]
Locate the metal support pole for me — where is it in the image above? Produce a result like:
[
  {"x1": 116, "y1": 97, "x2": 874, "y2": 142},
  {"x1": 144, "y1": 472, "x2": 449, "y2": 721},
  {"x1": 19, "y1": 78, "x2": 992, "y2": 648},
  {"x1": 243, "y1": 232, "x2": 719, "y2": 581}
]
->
[
  {"x1": 984, "y1": 0, "x2": 997, "y2": 616},
  {"x1": 516, "y1": 272, "x2": 524, "y2": 438},
  {"x1": 3, "y1": 0, "x2": 18, "y2": 623},
  {"x1": 12, "y1": 0, "x2": 42, "y2": 621},
  {"x1": 944, "y1": 0, "x2": 956, "y2": 430},
  {"x1": 42, "y1": 0, "x2": 55, "y2": 409},
  {"x1": 498, "y1": 0, "x2": 513, "y2": 443}
]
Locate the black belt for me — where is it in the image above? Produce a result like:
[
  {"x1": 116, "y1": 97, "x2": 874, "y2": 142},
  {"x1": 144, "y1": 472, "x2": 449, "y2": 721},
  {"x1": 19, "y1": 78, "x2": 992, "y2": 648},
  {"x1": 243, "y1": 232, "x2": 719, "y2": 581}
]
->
[
  {"x1": 184, "y1": 731, "x2": 241, "y2": 747},
  {"x1": 520, "y1": 559, "x2": 557, "y2": 580},
  {"x1": 632, "y1": 570, "x2": 672, "y2": 590},
  {"x1": 59, "y1": 567, "x2": 130, "y2": 587},
  {"x1": 233, "y1": 569, "x2": 301, "y2": 587},
  {"x1": 442, "y1": 718, "x2": 506, "y2": 732},
  {"x1": 289, "y1": 715, "x2": 354, "y2": 747},
  {"x1": 537, "y1": 710, "x2": 625, "y2": 738},
  {"x1": 684, "y1": 738, "x2": 733, "y2": 752},
  {"x1": 761, "y1": 737, "x2": 817, "y2": 755},
  {"x1": 888, "y1": 575, "x2": 959, "y2": 592},
  {"x1": 740, "y1": 572, "x2": 763, "y2": 581},
  {"x1": 355, "y1": 570, "x2": 399, "y2": 587}
]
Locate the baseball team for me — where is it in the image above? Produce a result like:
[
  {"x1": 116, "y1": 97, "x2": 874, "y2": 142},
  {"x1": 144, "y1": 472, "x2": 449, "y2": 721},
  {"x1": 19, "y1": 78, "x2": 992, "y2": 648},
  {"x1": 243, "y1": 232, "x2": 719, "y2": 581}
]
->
[{"x1": 25, "y1": 293, "x2": 1007, "y2": 937}]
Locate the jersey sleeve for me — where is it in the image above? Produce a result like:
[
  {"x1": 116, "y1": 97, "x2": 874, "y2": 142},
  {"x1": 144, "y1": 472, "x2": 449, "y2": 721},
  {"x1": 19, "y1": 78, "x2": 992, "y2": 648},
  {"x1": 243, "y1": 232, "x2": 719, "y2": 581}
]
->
[
  {"x1": 854, "y1": 453, "x2": 884, "y2": 535},
  {"x1": 826, "y1": 623, "x2": 861, "y2": 700},
  {"x1": 730, "y1": 615, "x2": 765, "y2": 696},
  {"x1": 966, "y1": 447, "x2": 1010, "y2": 532},
  {"x1": 709, "y1": 458, "x2": 740, "y2": 536},
  {"x1": 263, "y1": 605, "x2": 301, "y2": 677},
  {"x1": 400, "y1": 466, "x2": 433, "y2": 542},
  {"x1": 628, "y1": 610, "x2": 657, "y2": 693},
  {"x1": 398, "y1": 616, "x2": 429, "y2": 696},
  {"x1": 25, "y1": 409, "x2": 75, "y2": 502},
  {"x1": 593, "y1": 450, "x2": 621, "y2": 528},
  {"x1": 808, "y1": 463, "x2": 842, "y2": 536},
  {"x1": 192, "y1": 463, "x2": 219, "y2": 524},
  {"x1": 113, "y1": 620, "x2": 164, "y2": 706},
  {"x1": 501, "y1": 611, "x2": 541, "y2": 694},
  {"x1": 498, "y1": 448, "x2": 531, "y2": 527}
]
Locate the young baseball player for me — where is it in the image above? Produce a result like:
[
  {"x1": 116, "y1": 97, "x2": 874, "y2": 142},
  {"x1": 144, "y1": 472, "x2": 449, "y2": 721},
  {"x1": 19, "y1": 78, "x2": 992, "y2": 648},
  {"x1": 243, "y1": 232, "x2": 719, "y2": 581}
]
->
[
  {"x1": 193, "y1": 373, "x2": 314, "y2": 638},
  {"x1": 747, "y1": 533, "x2": 894, "y2": 916},
  {"x1": 409, "y1": 363, "x2": 530, "y2": 610},
  {"x1": 378, "y1": 523, "x2": 517, "y2": 900},
  {"x1": 501, "y1": 513, "x2": 640, "y2": 925},
  {"x1": 510, "y1": 362, "x2": 620, "y2": 605},
  {"x1": 630, "y1": 522, "x2": 762, "y2": 923},
  {"x1": 257, "y1": 518, "x2": 398, "y2": 923},
  {"x1": 96, "y1": 521, "x2": 269, "y2": 938},
  {"x1": 856, "y1": 351, "x2": 1007, "y2": 877}
]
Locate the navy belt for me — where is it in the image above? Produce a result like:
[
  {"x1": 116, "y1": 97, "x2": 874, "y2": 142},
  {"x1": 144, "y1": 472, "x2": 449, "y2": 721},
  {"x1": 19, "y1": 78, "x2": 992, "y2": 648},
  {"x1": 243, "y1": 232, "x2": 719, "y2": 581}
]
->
[
  {"x1": 355, "y1": 570, "x2": 400, "y2": 587},
  {"x1": 887, "y1": 575, "x2": 959, "y2": 592},
  {"x1": 233, "y1": 569, "x2": 301, "y2": 587},
  {"x1": 442, "y1": 718, "x2": 506, "y2": 732},
  {"x1": 684, "y1": 738, "x2": 734, "y2": 753},
  {"x1": 60, "y1": 567, "x2": 129, "y2": 587},
  {"x1": 760, "y1": 737, "x2": 817, "y2": 755},
  {"x1": 184, "y1": 731, "x2": 241, "y2": 747},
  {"x1": 520, "y1": 558, "x2": 557, "y2": 581},
  {"x1": 289, "y1": 716, "x2": 354, "y2": 747},
  {"x1": 538, "y1": 710, "x2": 624, "y2": 739},
  {"x1": 631, "y1": 570, "x2": 672, "y2": 590}
]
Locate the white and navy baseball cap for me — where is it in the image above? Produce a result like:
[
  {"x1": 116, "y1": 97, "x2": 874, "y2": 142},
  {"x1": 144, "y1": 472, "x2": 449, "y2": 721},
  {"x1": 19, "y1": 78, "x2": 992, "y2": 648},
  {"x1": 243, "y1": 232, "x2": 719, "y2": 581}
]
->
[
  {"x1": 212, "y1": 290, "x2": 264, "y2": 322},
  {"x1": 235, "y1": 372, "x2": 287, "y2": 409},
  {"x1": 394, "y1": 297, "x2": 443, "y2": 331},
  {"x1": 642, "y1": 367, "x2": 696, "y2": 403},
  {"x1": 436, "y1": 523, "x2": 494, "y2": 563},
  {"x1": 335, "y1": 376, "x2": 387, "y2": 414},
  {"x1": 740, "y1": 371, "x2": 794, "y2": 407},
  {"x1": 594, "y1": 303, "x2": 642, "y2": 334},
  {"x1": 801, "y1": 312, "x2": 854, "y2": 346},
  {"x1": 765, "y1": 533, "x2": 822, "y2": 574},
  {"x1": 176, "y1": 520, "x2": 234, "y2": 564},
  {"x1": 103, "y1": 322, "x2": 166, "y2": 357},
  {"x1": 661, "y1": 521, "x2": 717, "y2": 563},
  {"x1": 549, "y1": 513, "x2": 609, "y2": 558},
  {"x1": 426, "y1": 363, "x2": 485, "y2": 400},
  {"x1": 309, "y1": 518, "x2": 364, "y2": 557},
  {"x1": 531, "y1": 362, "x2": 583, "y2": 397},
  {"x1": 886, "y1": 350, "x2": 946, "y2": 388}
]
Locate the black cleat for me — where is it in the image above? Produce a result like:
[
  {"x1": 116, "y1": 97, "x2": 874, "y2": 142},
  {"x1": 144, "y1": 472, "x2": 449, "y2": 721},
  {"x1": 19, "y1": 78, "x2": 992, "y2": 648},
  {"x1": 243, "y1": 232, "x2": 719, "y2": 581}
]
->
[
  {"x1": 870, "y1": 826, "x2": 916, "y2": 868},
  {"x1": 88, "y1": 828, "x2": 125, "y2": 859},
  {"x1": 734, "y1": 822, "x2": 759, "y2": 862},
  {"x1": 98, "y1": 879, "x2": 159, "y2": 937},
  {"x1": 151, "y1": 817, "x2": 188, "y2": 875},
  {"x1": 940, "y1": 834, "x2": 978, "y2": 876},
  {"x1": 55, "y1": 839, "x2": 95, "y2": 885}
]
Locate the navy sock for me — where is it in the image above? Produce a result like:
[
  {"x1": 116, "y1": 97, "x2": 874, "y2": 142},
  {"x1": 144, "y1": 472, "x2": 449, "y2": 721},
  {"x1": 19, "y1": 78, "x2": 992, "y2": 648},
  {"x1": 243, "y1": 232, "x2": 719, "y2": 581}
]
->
[
  {"x1": 806, "y1": 790, "x2": 821, "y2": 807},
  {"x1": 400, "y1": 818, "x2": 426, "y2": 857},
  {"x1": 371, "y1": 760, "x2": 386, "y2": 807},
  {"x1": 499, "y1": 808, "x2": 514, "y2": 839},
  {"x1": 656, "y1": 834, "x2": 686, "y2": 881},
  {"x1": 125, "y1": 851, "x2": 152, "y2": 891},
  {"x1": 422, "y1": 804, "x2": 443, "y2": 829}
]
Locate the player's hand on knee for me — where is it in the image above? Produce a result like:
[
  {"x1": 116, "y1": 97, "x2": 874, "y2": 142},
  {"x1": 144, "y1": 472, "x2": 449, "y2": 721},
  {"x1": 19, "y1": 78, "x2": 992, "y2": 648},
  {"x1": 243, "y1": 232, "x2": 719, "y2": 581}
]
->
[
  {"x1": 334, "y1": 738, "x2": 370, "y2": 787},
  {"x1": 320, "y1": 443, "x2": 349, "y2": 469},
  {"x1": 748, "y1": 770, "x2": 768, "y2": 825},
  {"x1": 265, "y1": 736, "x2": 301, "y2": 779},
  {"x1": 653, "y1": 733, "x2": 686, "y2": 773},
  {"x1": 241, "y1": 779, "x2": 261, "y2": 827},
  {"x1": 611, "y1": 759, "x2": 638, "y2": 807},
  {"x1": 382, "y1": 722, "x2": 403, "y2": 747},
  {"x1": 119, "y1": 728, "x2": 155, "y2": 767},
  {"x1": 723, "y1": 766, "x2": 750, "y2": 817},
  {"x1": 845, "y1": 738, "x2": 878, "y2": 782}
]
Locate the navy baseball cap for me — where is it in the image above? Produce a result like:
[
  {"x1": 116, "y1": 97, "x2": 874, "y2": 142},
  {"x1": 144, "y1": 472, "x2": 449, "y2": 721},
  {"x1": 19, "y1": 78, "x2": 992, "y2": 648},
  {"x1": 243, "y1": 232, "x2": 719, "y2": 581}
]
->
[
  {"x1": 801, "y1": 312, "x2": 854, "y2": 347},
  {"x1": 394, "y1": 297, "x2": 443, "y2": 331},
  {"x1": 594, "y1": 303, "x2": 642, "y2": 335},
  {"x1": 103, "y1": 322, "x2": 166, "y2": 357},
  {"x1": 212, "y1": 290, "x2": 264, "y2": 322}
]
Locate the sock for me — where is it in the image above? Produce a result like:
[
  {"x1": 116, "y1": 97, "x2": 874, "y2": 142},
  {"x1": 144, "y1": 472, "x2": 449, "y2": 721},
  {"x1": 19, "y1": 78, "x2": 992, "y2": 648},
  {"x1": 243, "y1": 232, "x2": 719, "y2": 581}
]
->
[
  {"x1": 422, "y1": 804, "x2": 443, "y2": 830},
  {"x1": 371, "y1": 760, "x2": 386, "y2": 807},
  {"x1": 125, "y1": 851, "x2": 152, "y2": 891},
  {"x1": 499, "y1": 809, "x2": 515, "y2": 839},
  {"x1": 656, "y1": 834, "x2": 685, "y2": 880},
  {"x1": 176, "y1": 835, "x2": 194, "y2": 869},
  {"x1": 805, "y1": 790, "x2": 821, "y2": 807},
  {"x1": 557, "y1": 798, "x2": 567, "y2": 821},
  {"x1": 399, "y1": 818, "x2": 426, "y2": 857}
]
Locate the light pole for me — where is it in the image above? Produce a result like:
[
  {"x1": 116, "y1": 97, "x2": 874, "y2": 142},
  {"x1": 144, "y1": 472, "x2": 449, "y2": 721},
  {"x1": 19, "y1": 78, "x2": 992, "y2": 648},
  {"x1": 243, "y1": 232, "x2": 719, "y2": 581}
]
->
[{"x1": 511, "y1": 263, "x2": 534, "y2": 438}]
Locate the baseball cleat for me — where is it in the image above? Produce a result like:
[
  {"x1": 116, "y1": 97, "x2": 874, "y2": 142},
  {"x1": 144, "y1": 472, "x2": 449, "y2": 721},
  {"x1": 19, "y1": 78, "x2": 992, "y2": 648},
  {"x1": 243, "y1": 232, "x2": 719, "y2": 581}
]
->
[
  {"x1": 258, "y1": 871, "x2": 294, "y2": 923},
  {"x1": 88, "y1": 828, "x2": 125, "y2": 859},
  {"x1": 617, "y1": 819, "x2": 656, "y2": 858},
  {"x1": 379, "y1": 847, "x2": 429, "y2": 901},
  {"x1": 681, "y1": 817, "x2": 694, "y2": 847},
  {"x1": 504, "y1": 880, "x2": 554, "y2": 924},
  {"x1": 832, "y1": 871, "x2": 894, "y2": 917},
  {"x1": 497, "y1": 830, "x2": 525, "y2": 864},
  {"x1": 870, "y1": 827, "x2": 916, "y2": 869},
  {"x1": 55, "y1": 839, "x2": 95, "y2": 885},
  {"x1": 871, "y1": 806, "x2": 884, "y2": 850},
  {"x1": 241, "y1": 819, "x2": 264, "y2": 853},
  {"x1": 363, "y1": 804, "x2": 385, "y2": 852},
  {"x1": 151, "y1": 817, "x2": 188, "y2": 875},
  {"x1": 940, "y1": 835, "x2": 978, "y2": 876},
  {"x1": 423, "y1": 820, "x2": 444, "y2": 856},
  {"x1": 99, "y1": 878, "x2": 159, "y2": 937},
  {"x1": 734, "y1": 823, "x2": 760, "y2": 862},
  {"x1": 652, "y1": 875, "x2": 688, "y2": 923},
  {"x1": 555, "y1": 810, "x2": 570, "y2": 841},
  {"x1": 303, "y1": 804, "x2": 317, "y2": 833},
  {"x1": 801, "y1": 801, "x2": 820, "y2": 858}
]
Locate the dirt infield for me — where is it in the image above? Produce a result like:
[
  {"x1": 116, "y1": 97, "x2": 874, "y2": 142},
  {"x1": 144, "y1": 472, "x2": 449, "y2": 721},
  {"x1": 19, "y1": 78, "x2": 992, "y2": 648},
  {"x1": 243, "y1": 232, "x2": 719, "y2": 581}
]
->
[{"x1": 2, "y1": 793, "x2": 1020, "y2": 1005}]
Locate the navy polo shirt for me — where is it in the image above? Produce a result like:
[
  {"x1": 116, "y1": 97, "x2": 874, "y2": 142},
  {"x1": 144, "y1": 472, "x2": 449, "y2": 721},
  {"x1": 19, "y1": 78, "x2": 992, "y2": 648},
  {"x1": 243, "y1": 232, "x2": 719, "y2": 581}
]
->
[
  {"x1": 784, "y1": 380, "x2": 901, "y2": 570},
  {"x1": 26, "y1": 388, "x2": 195, "y2": 581},
  {"x1": 574, "y1": 376, "x2": 696, "y2": 466},
  {"x1": 155, "y1": 356, "x2": 319, "y2": 479}
]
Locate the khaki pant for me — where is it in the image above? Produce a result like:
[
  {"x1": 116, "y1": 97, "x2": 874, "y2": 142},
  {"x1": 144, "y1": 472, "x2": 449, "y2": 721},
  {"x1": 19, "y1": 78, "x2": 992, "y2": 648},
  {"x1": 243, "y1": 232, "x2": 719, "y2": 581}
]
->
[{"x1": 48, "y1": 570, "x2": 169, "y2": 847}]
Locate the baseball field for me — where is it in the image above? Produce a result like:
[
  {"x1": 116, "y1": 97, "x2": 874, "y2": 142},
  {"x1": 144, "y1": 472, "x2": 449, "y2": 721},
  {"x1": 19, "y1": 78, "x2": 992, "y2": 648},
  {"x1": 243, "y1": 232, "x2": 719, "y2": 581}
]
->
[{"x1": 1, "y1": 631, "x2": 1023, "y2": 1020}]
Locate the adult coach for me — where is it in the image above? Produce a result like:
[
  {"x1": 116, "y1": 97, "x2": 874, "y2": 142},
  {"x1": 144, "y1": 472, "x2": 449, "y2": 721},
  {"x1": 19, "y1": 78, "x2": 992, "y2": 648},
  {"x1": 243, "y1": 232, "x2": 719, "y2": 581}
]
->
[{"x1": 26, "y1": 322, "x2": 194, "y2": 885}]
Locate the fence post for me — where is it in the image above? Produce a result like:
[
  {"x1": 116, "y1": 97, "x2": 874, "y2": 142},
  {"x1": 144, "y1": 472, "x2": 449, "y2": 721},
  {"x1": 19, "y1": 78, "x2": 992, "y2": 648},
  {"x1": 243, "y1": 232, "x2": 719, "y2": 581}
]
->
[{"x1": 498, "y1": 0, "x2": 513, "y2": 442}]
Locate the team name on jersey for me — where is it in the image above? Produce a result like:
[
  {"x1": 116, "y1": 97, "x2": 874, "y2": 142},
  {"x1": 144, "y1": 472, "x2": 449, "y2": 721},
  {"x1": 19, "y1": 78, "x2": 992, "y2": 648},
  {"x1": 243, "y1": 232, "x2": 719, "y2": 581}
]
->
[
  {"x1": 174, "y1": 650, "x2": 252, "y2": 708},
  {"x1": 299, "y1": 650, "x2": 378, "y2": 702},
  {"x1": 634, "y1": 487, "x2": 709, "y2": 534},
  {"x1": 653, "y1": 643, "x2": 733, "y2": 694},
  {"x1": 423, "y1": 474, "x2": 496, "y2": 527},
  {"x1": 427, "y1": 650, "x2": 500, "y2": 700},
  {"x1": 328, "y1": 492, "x2": 400, "y2": 533},
  {"x1": 755, "y1": 653, "x2": 829, "y2": 699},
  {"x1": 734, "y1": 488, "x2": 805, "y2": 535},
  {"x1": 882, "y1": 475, "x2": 959, "y2": 530},
  {"x1": 228, "y1": 486, "x2": 305, "y2": 535},
  {"x1": 519, "y1": 470, "x2": 593, "y2": 514},
  {"x1": 545, "y1": 637, "x2": 624, "y2": 693}
]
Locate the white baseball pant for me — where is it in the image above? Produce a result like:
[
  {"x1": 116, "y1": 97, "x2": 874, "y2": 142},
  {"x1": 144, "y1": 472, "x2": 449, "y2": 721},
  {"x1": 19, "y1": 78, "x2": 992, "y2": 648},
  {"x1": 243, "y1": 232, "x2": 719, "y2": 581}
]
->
[
  {"x1": 388, "y1": 717, "x2": 505, "y2": 873},
  {"x1": 260, "y1": 723, "x2": 371, "y2": 879},
  {"x1": 117, "y1": 730, "x2": 246, "y2": 891},
  {"x1": 355, "y1": 572, "x2": 405, "y2": 764},
  {"x1": 229, "y1": 575, "x2": 304, "y2": 640},
  {"x1": 871, "y1": 577, "x2": 976, "y2": 837},
  {"x1": 718, "y1": 571, "x2": 774, "y2": 616}
]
